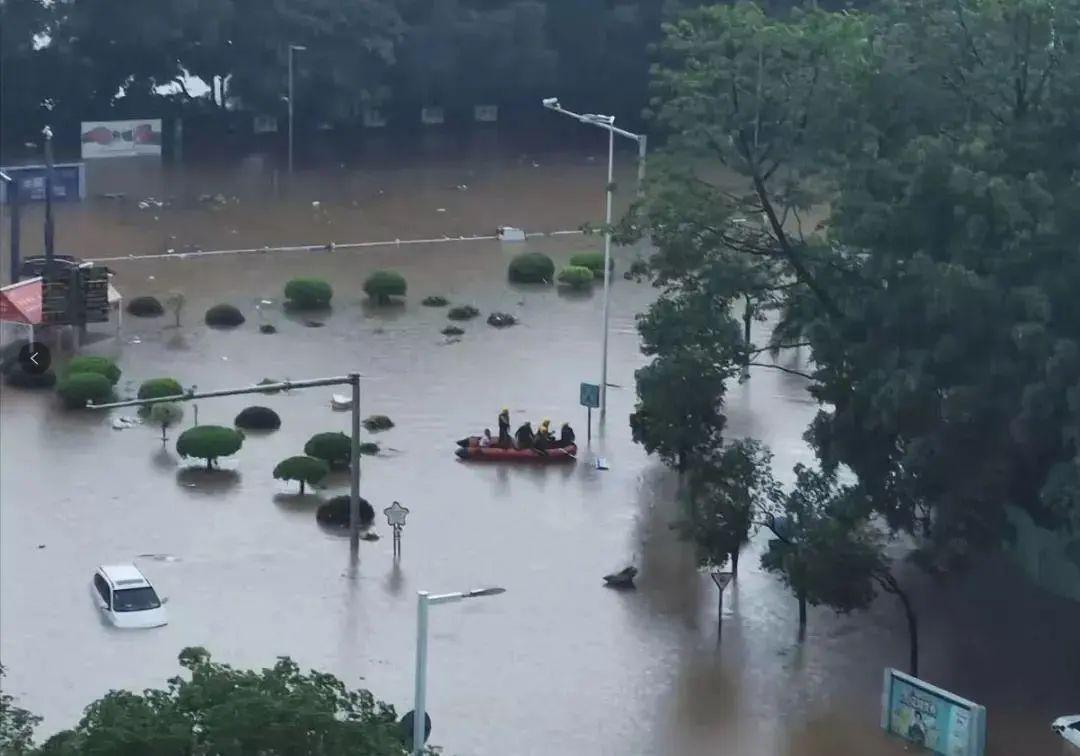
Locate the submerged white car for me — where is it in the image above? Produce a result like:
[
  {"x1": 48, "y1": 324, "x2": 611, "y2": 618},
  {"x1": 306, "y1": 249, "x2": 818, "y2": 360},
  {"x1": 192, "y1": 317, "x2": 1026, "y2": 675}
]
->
[
  {"x1": 92, "y1": 564, "x2": 168, "y2": 628},
  {"x1": 1052, "y1": 715, "x2": 1080, "y2": 748}
]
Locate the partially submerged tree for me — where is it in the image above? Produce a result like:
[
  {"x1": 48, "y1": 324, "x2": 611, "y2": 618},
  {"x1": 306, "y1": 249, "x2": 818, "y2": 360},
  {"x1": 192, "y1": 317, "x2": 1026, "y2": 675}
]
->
[
  {"x1": 284, "y1": 278, "x2": 333, "y2": 310},
  {"x1": 176, "y1": 425, "x2": 244, "y2": 470},
  {"x1": 66, "y1": 356, "x2": 122, "y2": 385},
  {"x1": 149, "y1": 403, "x2": 184, "y2": 443},
  {"x1": 273, "y1": 455, "x2": 330, "y2": 493},
  {"x1": 761, "y1": 464, "x2": 921, "y2": 674},
  {"x1": 304, "y1": 432, "x2": 353, "y2": 470},
  {"x1": 57, "y1": 372, "x2": 113, "y2": 409},
  {"x1": 681, "y1": 438, "x2": 778, "y2": 576},
  {"x1": 363, "y1": 271, "x2": 407, "y2": 305},
  {"x1": 165, "y1": 291, "x2": 185, "y2": 328},
  {"x1": 137, "y1": 377, "x2": 183, "y2": 401}
]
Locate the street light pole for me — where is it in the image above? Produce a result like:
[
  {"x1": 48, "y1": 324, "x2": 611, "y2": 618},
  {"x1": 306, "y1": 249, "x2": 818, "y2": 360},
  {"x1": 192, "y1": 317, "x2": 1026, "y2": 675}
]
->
[
  {"x1": 287, "y1": 44, "x2": 306, "y2": 177},
  {"x1": 541, "y1": 98, "x2": 647, "y2": 419},
  {"x1": 600, "y1": 124, "x2": 614, "y2": 419},
  {"x1": 412, "y1": 587, "x2": 506, "y2": 756},
  {"x1": 349, "y1": 372, "x2": 362, "y2": 552}
]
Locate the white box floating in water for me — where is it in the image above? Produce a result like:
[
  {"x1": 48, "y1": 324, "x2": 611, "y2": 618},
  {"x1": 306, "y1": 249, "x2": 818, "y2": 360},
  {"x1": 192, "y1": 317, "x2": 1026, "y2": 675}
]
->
[
  {"x1": 595, "y1": 457, "x2": 609, "y2": 470},
  {"x1": 497, "y1": 226, "x2": 526, "y2": 242}
]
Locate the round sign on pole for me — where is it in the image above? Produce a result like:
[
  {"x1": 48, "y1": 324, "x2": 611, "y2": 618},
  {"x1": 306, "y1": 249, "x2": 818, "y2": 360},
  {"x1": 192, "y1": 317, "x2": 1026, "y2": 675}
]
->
[{"x1": 399, "y1": 710, "x2": 432, "y2": 749}]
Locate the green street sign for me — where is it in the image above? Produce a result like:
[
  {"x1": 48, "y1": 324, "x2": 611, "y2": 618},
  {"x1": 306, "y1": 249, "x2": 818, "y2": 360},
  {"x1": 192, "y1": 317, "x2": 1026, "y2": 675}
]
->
[{"x1": 580, "y1": 382, "x2": 600, "y2": 409}]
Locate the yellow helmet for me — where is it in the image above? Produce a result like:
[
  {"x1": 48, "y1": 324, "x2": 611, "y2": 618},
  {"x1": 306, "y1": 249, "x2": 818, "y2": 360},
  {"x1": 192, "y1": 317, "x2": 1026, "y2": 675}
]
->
[
  {"x1": 541, "y1": 419, "x2": 551, "y2": 429},
  {"x1": 501, "y1": 408, "x2": 509, "y2": 414}
]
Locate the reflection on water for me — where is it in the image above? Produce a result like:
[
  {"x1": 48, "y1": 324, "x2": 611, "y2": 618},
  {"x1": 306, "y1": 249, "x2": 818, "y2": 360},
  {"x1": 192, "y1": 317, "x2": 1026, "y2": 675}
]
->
[{"x1": 0, "y1": 162, "x2": 1078, "y2": 756}]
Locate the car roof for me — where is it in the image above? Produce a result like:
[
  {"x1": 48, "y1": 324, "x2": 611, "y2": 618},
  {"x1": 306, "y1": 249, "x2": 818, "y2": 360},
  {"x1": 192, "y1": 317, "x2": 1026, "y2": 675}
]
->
[
  {"x1": 98, "y1": 564, "x2": 150, "y2": 588},
  {"x1": 1053, "y1": 715, "x2": 1080, "y2": 727}
]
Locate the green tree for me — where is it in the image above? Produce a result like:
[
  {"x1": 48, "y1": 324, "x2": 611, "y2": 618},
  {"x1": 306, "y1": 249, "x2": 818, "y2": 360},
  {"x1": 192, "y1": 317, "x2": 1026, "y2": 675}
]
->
[
  {"x1": 149, "y1": 403, "x2": 184, "y2": 443},
  {"x1": 363, "y1": 271, "x2": 407, "y2": 305},
  {"x1": 56, "y1": 373, "x2": 114, "y2": 410},
  {"x1": 138, "y1": 377, "x2": 184, "y2": 401},
  {"x1": 632, "y1": 0, "x2": 1080, "y2": 571},
  {"x1": 66, "y1": 357, "x2": 122, "y2": 385},
  {"x1": 557, "y1": 266, "x2": 594, "y2": 290},
  {"x1": 177, "y1": 425, "x2": 244, "y2": 470},
  {"x1": 273, "y1": 455, "x2": 330, "y2": 493},
  {"x1": 284, "y1": 278, "x2": 333, "y2": 310},
  {"x1": 304, "y1": 432, "x2": 352, "y2": 470},
  {"x1": 680, "y1": 439, "x2": 778, "y2": 575},
  {"x1": 37, "y1": 647, "x2": 413, "y2": 755},
  {"x1": 761, "y1": 464, "x2": 921, "y2": 674},
  {"x1": 0, "y1": 664, "x2": 40, "y2": 755}
]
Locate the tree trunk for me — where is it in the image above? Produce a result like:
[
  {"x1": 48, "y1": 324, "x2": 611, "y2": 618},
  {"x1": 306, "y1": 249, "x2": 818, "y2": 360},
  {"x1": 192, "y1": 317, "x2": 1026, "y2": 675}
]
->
[
  {"x1": 161, "y1": 425, "x2": 167, "y2": 443},
  {"x1": 878, "y1": 572, "x2": 920, "y2": 677},
  {"x1": 299, "y1": 480, "x2": 306, "y2": 494},
  {"x1": 206, "y1": 457, "x2": 213, "y2": 471},
  {"x1": 797, "y1": 591, "x2": 807, "y2": 638},
  {"x1": 742, "y1": 297, "x2": 753, "y2": 379},
  {"x1": 730, "y1": 548, "x2": 740, "y2": 577}
]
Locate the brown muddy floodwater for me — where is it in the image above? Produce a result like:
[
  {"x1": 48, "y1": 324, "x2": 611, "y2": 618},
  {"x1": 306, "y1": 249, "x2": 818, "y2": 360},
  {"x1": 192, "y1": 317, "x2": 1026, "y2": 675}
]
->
[{"x1": 1, "y1": 158, "x2": 1078, "y2": 756}]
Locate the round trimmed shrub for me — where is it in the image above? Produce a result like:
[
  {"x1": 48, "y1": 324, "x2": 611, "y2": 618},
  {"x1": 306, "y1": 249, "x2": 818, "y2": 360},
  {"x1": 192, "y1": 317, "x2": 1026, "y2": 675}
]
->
[
  {"x1": 127, "y1": 295, "x2": 165, "y2": 317},
  {"x1": 6, "y1": 368, "x2": 57, "y2": 389},
  {"x1": 569, "y1": 251, "x2": 612, "y2": 279},
  {"x1": 304, "y1": 431, "x2": 352, "y2": 469},
  {"x1": 176, "y1": 425, "x2": 244, "y2": 470},
  {"x1": 67, "y1": 356, "x2": 121, "y2": 385},
  {"x1": 57, "y1": 372, "x2": 113, "y2": 409},
  {"x1": 508, "y1": 252, "x2": 555, "y2": 284},
  {"x1": 260, "y1": 324, "x2": 277, "y2": 334},
  {"x1": 235, "y1": 405, "x2": 281, "y2": 431},
  {"x1": 284, "y1": 278, "x2": 333, "y2": 309},
  {"x1": 487, "y1": 312, "x2": 517, "y2": 328},
  {"x1": 205, "y1": 303, "x2": 245, "y2": 327},
  {"x1": 558, "y1": 266, "x2": 595, "y2": 290},
  {"x1": 316, "y1": 495, "x2": 375, "y2": 529},
  {"x1": 441, "y1": 325, "x2": 465, "y2": 336},
  {"x1": 362, "y1": 414, "x2": 394, "y2": 432},
  {"x1": 447, "y1": 304, "x2": 479, "y2": 321},
  {"x1": 358, "y1": 442, "x2": 380, "y2": 456},
  {"x1": 363, "y1": 270, "x2": 407, "y2": 305},
  {"x1": 138, "y1": 377, "x2": 183, "y2": 400},
  {"x1": 422, "y1": 295, "x2": 449, "y2": 307},
  {"x1": 273, "y1": 455, "x2": 329, "y2": 493}
]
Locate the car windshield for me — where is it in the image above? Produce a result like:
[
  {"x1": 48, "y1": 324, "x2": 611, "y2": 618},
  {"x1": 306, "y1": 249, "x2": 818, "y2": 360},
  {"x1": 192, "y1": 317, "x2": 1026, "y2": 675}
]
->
[{"x1": 112, "y1": 587, "x2": 160, "y2": 612}]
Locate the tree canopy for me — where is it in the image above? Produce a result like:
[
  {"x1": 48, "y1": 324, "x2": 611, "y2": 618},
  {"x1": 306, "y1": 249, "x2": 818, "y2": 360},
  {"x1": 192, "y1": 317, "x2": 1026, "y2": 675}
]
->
[
  {"x1": 23, "y1": 648, "x2": 418, "y2": 755},
  {"x1": 627, "y1": 0, "x2": 1080, "y2": 574}
]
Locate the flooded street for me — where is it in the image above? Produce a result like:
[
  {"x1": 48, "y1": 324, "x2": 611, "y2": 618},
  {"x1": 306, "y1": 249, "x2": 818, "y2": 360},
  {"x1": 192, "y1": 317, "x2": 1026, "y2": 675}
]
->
[{"x1": 1, "y1": 159, "x2": 1078, "y2": 755}]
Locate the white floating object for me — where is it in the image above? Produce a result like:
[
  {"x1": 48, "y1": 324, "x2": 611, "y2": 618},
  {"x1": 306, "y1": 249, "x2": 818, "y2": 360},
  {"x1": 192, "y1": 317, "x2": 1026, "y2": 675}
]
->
[
  {"x1": 436, "y1": 207, "x2": 447, "y2": 213},
  {"x1": 147, "y1": 275, "x2": 155, "y2": 280},
  {"x1": 497, "y1": 226, "x2": 526, "y2": 242},
  {"x1": 260, "y1": 299, "x2": 273, "y2": 305},
  {"x1": 331, "y1": 394, "x2": 352, "y2": 410},
  {"x1": 595, "y1": 457, "x2": 609, "y2": 470},
  {"x1": 312, "y1": 201, "x2": 321, "y2": 208}
]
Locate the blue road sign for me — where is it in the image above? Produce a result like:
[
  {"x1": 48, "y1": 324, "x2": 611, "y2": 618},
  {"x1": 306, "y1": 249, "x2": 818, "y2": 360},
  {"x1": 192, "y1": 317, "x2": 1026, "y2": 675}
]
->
[{"x1": 580, "y1": 382, "x2": 600, "y2": 409}]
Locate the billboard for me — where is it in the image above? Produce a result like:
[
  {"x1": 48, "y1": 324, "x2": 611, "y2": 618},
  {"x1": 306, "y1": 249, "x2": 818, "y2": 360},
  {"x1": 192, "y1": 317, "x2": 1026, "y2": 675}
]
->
[
  {"x1": 0, "y1": 164, "x2": 85, "y2": 204},
  {"x1": 80, "y1": 119, "x2": 162, "y2": 159},
  {"x1": 881, "y1": 669, "x2": 986, "y2": 756}
]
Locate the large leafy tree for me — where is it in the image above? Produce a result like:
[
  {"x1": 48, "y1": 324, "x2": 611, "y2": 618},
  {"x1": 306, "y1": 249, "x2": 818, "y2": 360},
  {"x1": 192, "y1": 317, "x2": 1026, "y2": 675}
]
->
[
  {"x1": 34, "y1": 647, "x2": 414, "y2": 755},
  {"x1": 631, "y1": 0, "x2": 1080, "y2": 573},
  {"x1": 1, "y1": 665, "x2": 40, "y2": 755}
]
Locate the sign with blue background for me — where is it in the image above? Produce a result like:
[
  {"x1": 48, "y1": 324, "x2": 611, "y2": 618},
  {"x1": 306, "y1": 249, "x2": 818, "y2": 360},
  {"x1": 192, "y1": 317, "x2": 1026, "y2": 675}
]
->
[
  {"x1": 580, "y1": 382, "x2": 600, "y2": 409},
  {"x1": 1, "y1": 164, "x2": 86, "y2": 204},
  {"x1": 881, "y1": 669, "x2": 986, "y2": 756}
]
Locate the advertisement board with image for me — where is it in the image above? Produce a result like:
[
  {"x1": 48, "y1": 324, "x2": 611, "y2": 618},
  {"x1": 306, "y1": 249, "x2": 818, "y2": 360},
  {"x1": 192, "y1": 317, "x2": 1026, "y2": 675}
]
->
[
  {"x1": 882, "y1": 669, "x2": 986, "y2": 756},
  {"x1": 80, "y1": 119, "x2": 162, "y2": 158}
]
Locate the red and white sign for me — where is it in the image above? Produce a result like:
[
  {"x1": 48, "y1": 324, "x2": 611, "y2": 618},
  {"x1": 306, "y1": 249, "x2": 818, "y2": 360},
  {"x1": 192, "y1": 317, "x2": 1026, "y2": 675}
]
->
[
  {"x1": 0, "y1": 278, "x2": 43, "y2": 324},
  {"x1": 80, "y1": 119, "x2": 162, "y2": 159}
]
